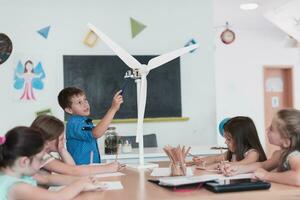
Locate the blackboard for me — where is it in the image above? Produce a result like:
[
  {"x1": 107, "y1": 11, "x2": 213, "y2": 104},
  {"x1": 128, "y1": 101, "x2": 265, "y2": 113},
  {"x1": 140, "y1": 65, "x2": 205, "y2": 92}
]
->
[{"x1": 63, "y1": 55, "x2": 182, "y2": 120}]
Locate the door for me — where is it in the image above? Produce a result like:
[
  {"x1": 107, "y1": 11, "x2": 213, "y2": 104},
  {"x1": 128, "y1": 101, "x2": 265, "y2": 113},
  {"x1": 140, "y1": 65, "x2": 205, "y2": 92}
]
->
[{"x1": 264, "y1": 66, "x2": 293, "y2": 157}]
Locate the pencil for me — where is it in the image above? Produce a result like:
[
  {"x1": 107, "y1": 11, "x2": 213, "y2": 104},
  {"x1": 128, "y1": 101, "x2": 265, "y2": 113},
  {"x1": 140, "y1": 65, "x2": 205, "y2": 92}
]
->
[
  {"x1": 115, "y1": 147, "x2": 119, "y2": 162},
  {"x1": 90, "y1": 151, "x2": 94, "y2": 164},
  {"x1": 220, "y1": 147, "x2": 225, "y2": 163}
]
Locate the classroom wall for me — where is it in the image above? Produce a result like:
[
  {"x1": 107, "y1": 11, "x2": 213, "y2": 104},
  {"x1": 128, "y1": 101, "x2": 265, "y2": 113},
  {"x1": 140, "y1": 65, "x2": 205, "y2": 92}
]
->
[
  {"x1": 215, "y1": 28, "x2": 300, "y2": 147},
  {"x1": 0, "y1": 0, "x2": 216, "y2": 147}
]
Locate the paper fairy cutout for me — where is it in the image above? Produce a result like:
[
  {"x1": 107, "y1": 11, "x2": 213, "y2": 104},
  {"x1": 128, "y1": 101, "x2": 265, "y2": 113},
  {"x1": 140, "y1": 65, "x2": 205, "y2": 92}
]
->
[{"x1": 13, "y1": 60, "x2": 46, "y2": 100}]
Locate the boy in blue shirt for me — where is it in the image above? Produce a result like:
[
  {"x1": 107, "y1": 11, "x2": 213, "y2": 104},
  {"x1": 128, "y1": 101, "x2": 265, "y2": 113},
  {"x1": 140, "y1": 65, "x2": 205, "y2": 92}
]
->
[{"x1": 58, "y1": 87, "x2": 123, "y2": 165}]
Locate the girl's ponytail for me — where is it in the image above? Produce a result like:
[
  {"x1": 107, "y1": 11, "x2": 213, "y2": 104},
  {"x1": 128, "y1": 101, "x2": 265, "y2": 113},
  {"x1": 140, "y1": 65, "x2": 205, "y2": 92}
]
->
[{"x1": 0, "y1": 145, "x2": 3, "y2": 165}]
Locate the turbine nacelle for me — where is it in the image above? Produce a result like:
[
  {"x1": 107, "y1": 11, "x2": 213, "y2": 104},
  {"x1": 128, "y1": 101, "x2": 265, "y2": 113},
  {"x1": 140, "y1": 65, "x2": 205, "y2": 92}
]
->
[{"x1": 124, "y1": 65, "x2": 149, "y2": 80}]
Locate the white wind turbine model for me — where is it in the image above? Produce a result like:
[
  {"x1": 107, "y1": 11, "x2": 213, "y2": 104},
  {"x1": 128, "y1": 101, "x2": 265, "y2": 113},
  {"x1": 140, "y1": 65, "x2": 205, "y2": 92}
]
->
[{"x1": 88, "y1": 23, "x2": 199, "y2": 168}]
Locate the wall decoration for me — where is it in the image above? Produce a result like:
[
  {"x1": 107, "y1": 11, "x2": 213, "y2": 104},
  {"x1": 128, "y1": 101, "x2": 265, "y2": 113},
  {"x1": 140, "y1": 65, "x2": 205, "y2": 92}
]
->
[
  {"x1": 184, "y1": 39, "x2": 198, "y2": 53},
  {"x1": 37, "y1": 26, "x2": 51, "y2": 39},
  {"x1": 130, "y1": 17, "x2": 146, "y2": 38},
  {"x1": 35, "y1": 108, "x2": 52, "y2": 116},
  {"x1": 83, "y1": 30, "x2": 98, "y2": 47},
  {"x1": 220, "y1": 22, "x2": 235, "y2": 45},
  {"x1": 265, "y1": 77, "x2": 283, "y2": 92},
  {"x1": 0, "y1": 33, "x2": 13, "y2": 65},
  {"x1": 13, "y1": 60, "x2": 46, "y2": 100},
  {"x1": 271, "y1": 96, "x2": 280, "y2": 108}
]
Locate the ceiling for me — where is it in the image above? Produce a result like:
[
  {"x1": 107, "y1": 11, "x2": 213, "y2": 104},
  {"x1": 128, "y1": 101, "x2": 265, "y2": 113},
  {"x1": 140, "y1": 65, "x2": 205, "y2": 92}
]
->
[{"x1": 213, "y1": 0, "x2": 288, "y2": 32}]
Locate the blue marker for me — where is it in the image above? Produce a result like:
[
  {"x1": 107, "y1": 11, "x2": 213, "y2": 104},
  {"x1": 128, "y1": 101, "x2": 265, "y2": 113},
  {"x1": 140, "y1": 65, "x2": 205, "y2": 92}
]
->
[{"x1": 120, "y1": 79, "x2": 130, "y2": 96}]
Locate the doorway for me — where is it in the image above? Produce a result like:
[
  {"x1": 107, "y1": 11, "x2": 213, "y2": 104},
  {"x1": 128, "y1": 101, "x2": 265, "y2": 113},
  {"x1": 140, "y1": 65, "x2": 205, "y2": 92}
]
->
[{"x1": 263, "y1": 66, "x2": 293, "y2": 157}]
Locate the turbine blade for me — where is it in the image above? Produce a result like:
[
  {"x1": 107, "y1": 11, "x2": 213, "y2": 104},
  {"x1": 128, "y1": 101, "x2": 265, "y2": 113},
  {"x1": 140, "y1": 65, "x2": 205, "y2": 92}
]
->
[
  {"x1": 136, "y1": 75, "x2": 147, "y2": 143},
  {"x1": 147, "y1": 44, "x2": 199, "y2": 70},
  {"x1": 88, "y1": 23, "x2": 141, "y2": 69}
]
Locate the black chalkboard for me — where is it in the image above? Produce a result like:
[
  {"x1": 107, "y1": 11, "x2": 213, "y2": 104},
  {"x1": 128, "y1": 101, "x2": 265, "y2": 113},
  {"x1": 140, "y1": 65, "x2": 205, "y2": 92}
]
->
[{"x1": 63, "y1": 55, "x2": 182, "y2": 120}]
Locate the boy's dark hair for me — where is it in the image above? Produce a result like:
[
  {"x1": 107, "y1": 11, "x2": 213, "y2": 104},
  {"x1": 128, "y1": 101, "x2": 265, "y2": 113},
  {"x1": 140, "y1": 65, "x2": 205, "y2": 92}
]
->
[
  {"x1": 0, "y1": 126, "x2": 45, "y2": 168},
  {"x1": 224, "y1": 116, "x2": 267, "y2": 162},
  {"x1": 57, "y1": 87, "x2": 85, "y2": 110},
  {"x1": 31, "y1": 115, "x2": 65, "y2": 141}
]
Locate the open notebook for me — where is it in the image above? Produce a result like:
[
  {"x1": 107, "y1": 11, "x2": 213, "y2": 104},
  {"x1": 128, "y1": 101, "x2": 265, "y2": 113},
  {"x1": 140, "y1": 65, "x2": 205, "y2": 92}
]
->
[{"x1": 157, "y1": 173, "x2": 253, "y2": 186}]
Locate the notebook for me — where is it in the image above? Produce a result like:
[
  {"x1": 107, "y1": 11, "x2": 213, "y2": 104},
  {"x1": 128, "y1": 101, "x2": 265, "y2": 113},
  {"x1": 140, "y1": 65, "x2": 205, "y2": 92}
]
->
[{"x1": 152, "y1": 173, "x2": 253, "y2": 187}]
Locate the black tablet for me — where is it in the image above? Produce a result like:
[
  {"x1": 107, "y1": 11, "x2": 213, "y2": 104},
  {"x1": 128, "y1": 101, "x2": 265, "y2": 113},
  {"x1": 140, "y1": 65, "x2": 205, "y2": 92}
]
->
[{"x1": 204, "y1": 179, "x2": 271, "y2": 193}]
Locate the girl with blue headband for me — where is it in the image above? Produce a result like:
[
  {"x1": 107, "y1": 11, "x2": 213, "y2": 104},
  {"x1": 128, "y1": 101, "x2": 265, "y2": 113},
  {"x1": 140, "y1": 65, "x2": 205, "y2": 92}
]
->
[{"x1": 193, "y1": 116, "x2": 266, "y2": 170}]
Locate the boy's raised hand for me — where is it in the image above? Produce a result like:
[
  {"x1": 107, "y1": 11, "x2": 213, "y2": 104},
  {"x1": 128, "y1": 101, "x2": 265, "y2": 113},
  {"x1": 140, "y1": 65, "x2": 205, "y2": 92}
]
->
[{"x1": 111, "y1": 90, "x2": 123, "y2": 111}]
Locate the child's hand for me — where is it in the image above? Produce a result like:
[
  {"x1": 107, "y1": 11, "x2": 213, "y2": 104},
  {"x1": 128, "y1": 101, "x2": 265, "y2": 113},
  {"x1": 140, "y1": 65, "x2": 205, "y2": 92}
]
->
[
  {"x1": 252, "y1": 168, "x2": 268, "y2": 181},
  {"x1": 57, "y1": 134, "x2": 66, "y2": 153},
  {"x1": 220, "y1": 163, "x2": 239, "y2": 176},
  {"x1": 111, "y1": 90, "x2": 123, "y2": 111},
  {"x1": 217, "y1": 161, "x2": 228, "y2": 172},
  {"x1": 106, "y1": 162, "x2": 126, "y2": 172},
  {"x1": 192, "y1": 157, "x2": 206, "y2": 167},
  {"x1": 81, "y1": 177, "x2": 107, "y2": 191}
]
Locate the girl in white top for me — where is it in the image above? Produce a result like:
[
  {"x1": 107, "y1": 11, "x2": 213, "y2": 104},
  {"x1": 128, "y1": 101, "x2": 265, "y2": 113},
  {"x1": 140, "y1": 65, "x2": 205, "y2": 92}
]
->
[
  {"x1": 222, "y1": 109, "x2": 300, "y2": 186},
  {"x1": 31, "y1": 115, "x2": 124, "y2": 177},
  {"x1": 193, "y1": 116, "x2": 267, "y2": 170}
]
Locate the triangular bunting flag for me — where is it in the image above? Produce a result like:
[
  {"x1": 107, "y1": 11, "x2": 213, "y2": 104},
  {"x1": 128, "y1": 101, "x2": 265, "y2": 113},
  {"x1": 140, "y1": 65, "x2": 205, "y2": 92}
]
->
[
  {"x1": 184, "y1": 39, "x2": 198, "y2": 53},
  {"x1": 37, "y1": 26, "x2": 51, "y2": 39},
  {"x1": 130, "y1": 17, "x2": 146, "y2": 38}
]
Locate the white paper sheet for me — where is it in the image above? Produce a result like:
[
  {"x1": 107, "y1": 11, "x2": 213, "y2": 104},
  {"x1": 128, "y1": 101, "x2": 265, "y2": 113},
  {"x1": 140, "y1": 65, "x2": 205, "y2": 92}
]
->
[
  {"x1": 151, "y1": 167, "x2": 193, "y2": 177},
  {"x1": 49, "y1": 181, "x2": 124, "y2": 191},
  {"x1": 101, "y1": 181, "x2": 124, "y2": 190},
  {"x1": 94, "y1": 172, "x2": 125, "y2": 178}
]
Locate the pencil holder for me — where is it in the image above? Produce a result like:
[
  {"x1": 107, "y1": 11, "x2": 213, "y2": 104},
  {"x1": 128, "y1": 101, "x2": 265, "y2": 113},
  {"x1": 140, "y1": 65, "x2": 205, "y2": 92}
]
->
[
  {"x1": 170, "y1": 162, "x2": 186, "y2": 176},
  {"x1": 163, "y1": 145, "x2": 190, "y2": 176}
]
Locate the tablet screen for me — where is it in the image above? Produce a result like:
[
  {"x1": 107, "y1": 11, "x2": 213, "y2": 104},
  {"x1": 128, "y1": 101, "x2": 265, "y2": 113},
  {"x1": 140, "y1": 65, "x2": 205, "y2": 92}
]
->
[
  {"x1": 212, "y1": 178, "x2": 253, "y2": 185},
  {"x1": 205, "y1": 178, "x2": 271, "y2": 193}
]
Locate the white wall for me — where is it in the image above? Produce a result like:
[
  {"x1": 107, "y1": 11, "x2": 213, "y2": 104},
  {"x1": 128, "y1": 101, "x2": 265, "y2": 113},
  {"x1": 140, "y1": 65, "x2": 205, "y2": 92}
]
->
[
  {"x1": 215, "y1": 29, "x2": 300, "y2": 147},
  {"x1": 0, "y1": 0, "x2": 216, "y2": 147}
]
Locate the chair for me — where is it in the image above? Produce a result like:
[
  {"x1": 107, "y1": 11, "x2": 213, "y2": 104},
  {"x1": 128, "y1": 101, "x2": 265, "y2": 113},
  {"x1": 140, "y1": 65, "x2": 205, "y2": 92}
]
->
[{"x1": 120, "y1": 133, "x2": 157, "y2": 148}]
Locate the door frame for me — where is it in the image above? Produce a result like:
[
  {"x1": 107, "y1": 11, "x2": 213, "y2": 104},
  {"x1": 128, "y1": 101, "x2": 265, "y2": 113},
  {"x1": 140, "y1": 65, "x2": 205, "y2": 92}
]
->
[{"x1": 263, "y1": 65, "x2": 294, "y2": 156}]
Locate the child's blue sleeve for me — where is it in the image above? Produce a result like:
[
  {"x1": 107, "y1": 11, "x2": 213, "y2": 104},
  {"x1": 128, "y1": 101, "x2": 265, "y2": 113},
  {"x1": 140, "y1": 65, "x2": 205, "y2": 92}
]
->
[{"x1": 67, "y1": 121, "x2": 95, "y2": 142}]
